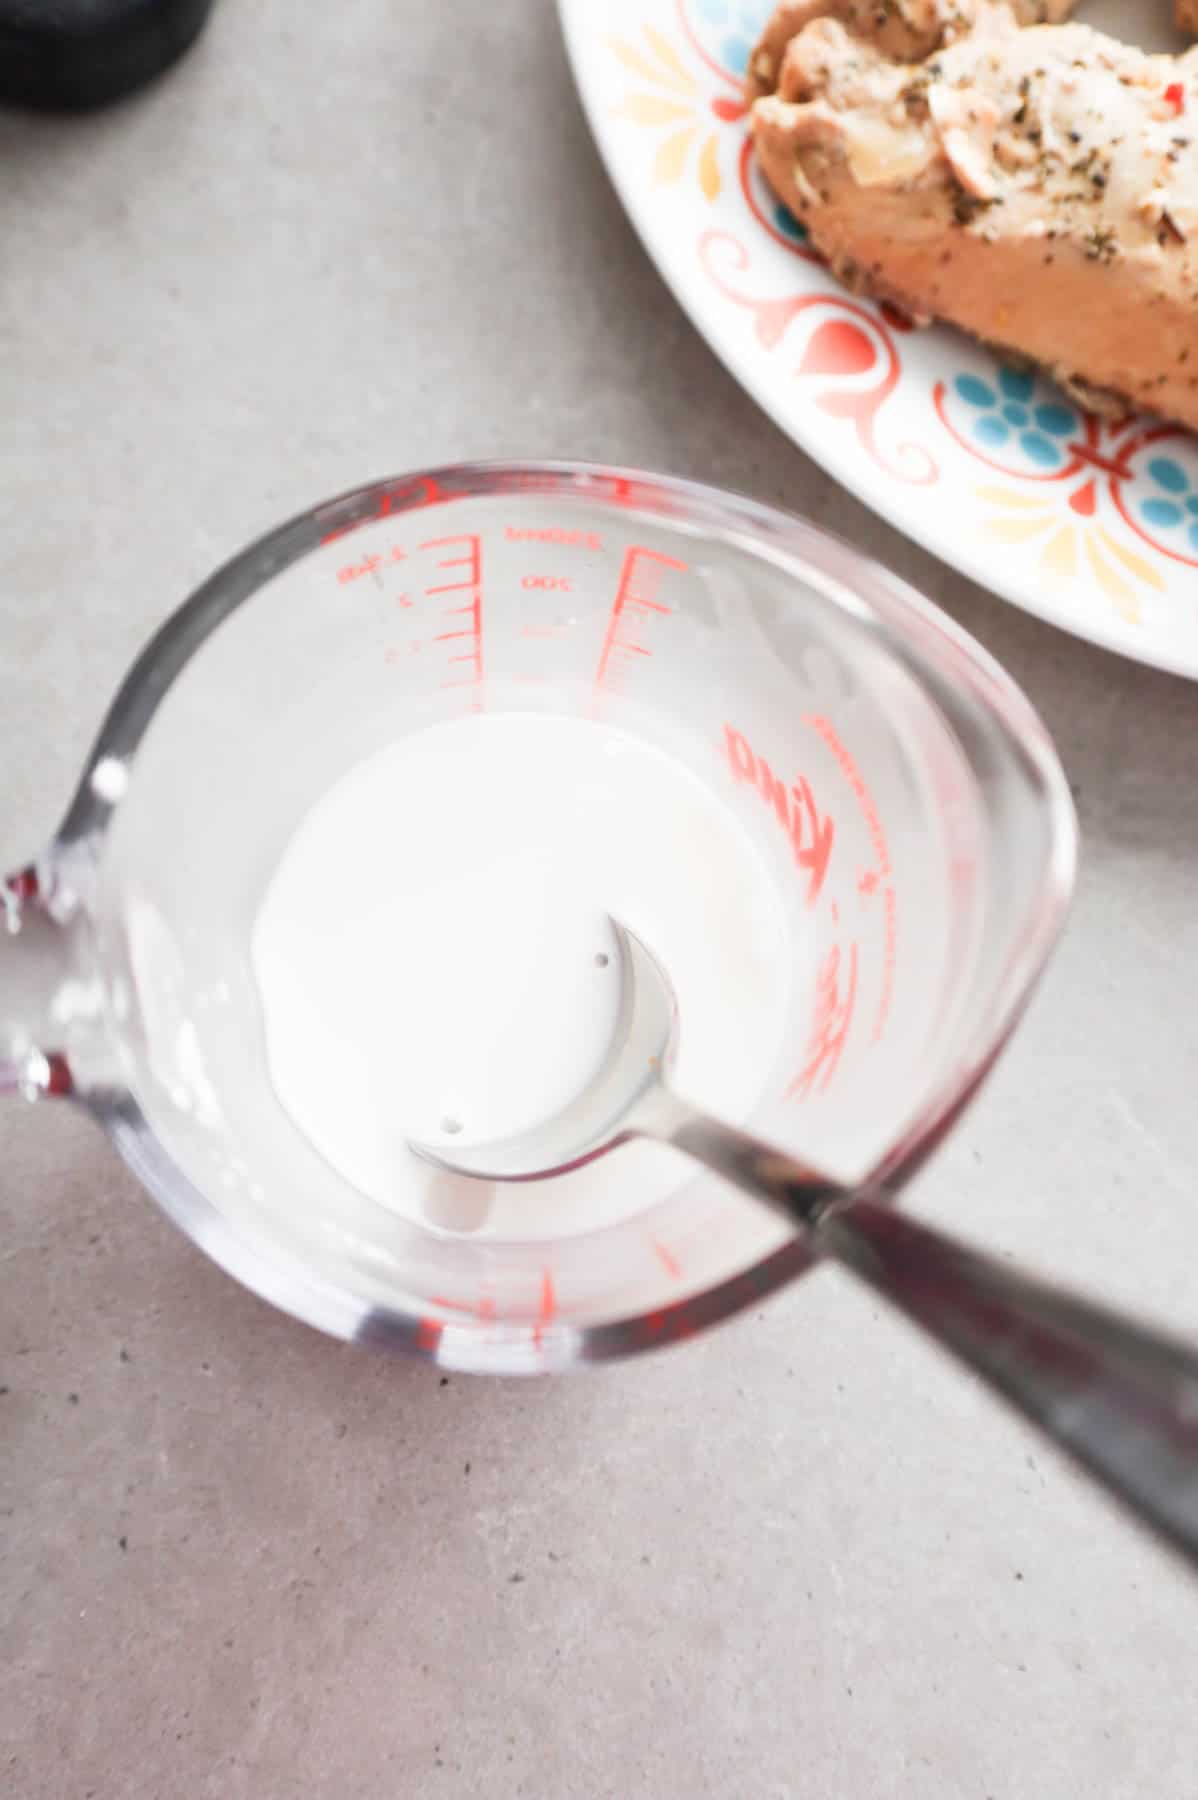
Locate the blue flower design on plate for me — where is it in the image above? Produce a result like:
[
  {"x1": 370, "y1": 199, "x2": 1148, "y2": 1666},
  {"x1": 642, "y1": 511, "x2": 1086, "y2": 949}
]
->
[
  {"x1": 690, "y1": 0, "x2": 772, "y2": 76},
  {"x1": 1137, "y1": 456, "x2": 1198, "y2": 552},
  {"x1": 953, "y1": 367, "x2": 1079, "y2": 468},
  {"x1": 773, "y1": 200, "x2": 808, "y2": 242}
]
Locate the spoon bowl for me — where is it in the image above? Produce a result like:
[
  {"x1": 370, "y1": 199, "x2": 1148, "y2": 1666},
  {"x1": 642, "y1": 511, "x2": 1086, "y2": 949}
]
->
[
  {"x1": 414, "y1": 923, "x2": 680, "y2": 1182},
  {"x1": 420, "y1": 919, "x2": 1198, "y2": 1572}
]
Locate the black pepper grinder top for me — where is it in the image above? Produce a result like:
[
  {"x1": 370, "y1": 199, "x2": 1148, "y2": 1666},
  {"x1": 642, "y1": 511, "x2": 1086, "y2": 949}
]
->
[{"x1": 0, "y1": 0, "x2": 216, "y2": 110}]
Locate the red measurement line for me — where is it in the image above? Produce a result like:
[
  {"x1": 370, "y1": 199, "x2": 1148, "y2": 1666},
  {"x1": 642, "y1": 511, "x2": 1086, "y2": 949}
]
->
[
  {"x1": 421, "y1": 533, "x2": 484, "y2": 695},
  {"x1": 432, "y1": 1292, "x2": 497, "y2": 1320},
  {"x1": 652, "y1": 1238, "x2": 682, "y2": 1281},
  {"x1": 595, "y1": 546, "x2": 685, "y2": 691},
  {"x1": 531, "y1": 1268, "x2": 558, "y2": 1351}
]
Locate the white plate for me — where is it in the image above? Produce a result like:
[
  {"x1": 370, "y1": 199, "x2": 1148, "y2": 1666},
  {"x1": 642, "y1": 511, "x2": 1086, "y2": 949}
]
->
[{"x1": 557, "y1": 0, "x2": 1198, "y2": 677}]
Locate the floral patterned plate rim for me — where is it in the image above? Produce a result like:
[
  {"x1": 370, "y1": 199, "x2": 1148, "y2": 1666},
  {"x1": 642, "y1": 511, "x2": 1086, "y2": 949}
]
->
[{"x1": 557, "y1": 0, "x2": 1198, "y2": 679}]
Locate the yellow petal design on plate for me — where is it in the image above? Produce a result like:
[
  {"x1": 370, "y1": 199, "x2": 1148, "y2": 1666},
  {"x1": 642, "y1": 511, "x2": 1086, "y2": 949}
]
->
[
  {"x1": 1085, "y1": 534, "x2": 1139, "y2": 624},
  {"x1": 1041, "y1": 524, "x2": 1077, "y2": 580},
  {"x1": 644, "y1": 24, "x2": 696, "y2": 91},
  {"x1": 653, "y1": 125, "x2": 697, "y2": 185},
  {"x1": 976, "y1": 486, "x2": 1048, "y2": 511},
  {"x1": 1097, "y1": 526, "x2": 1166, "y2": 594},
  {"x1": 983, "y1": 514, "x2": 1052, "y2": 545},
  {"x1": 697, "y1": 132, "x2": 721, "y2": 202},
  {"x1": 606, "y1": 36, "x2": 694, "y2": 97},
  {"x1": 616, "y1": 94, "x2": 695, "y2": 126}
]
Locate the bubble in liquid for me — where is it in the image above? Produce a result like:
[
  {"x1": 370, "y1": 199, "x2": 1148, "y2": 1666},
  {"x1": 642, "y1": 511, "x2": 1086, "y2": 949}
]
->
[{"x1": 441, "y1": 1116, "x2": 464, "y2": 1136}]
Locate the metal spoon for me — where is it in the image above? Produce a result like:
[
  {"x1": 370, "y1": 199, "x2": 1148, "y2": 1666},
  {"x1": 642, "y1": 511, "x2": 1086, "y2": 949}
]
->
[{"x1": 422, "y1": 922, "x2": 1198, "y2": 1569}]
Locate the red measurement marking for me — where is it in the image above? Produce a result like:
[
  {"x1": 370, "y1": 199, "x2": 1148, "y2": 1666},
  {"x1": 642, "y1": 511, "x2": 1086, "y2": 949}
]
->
[
  {"x1": 421, "y1": 534, "x2": 484, "y2": 699},
  {"x1": 415, "y1": 1315, "x2": 442, "y2": 1352},
  {"x1": 651, "y1": 1238, "x2": 682, "y2": 1281},
  {"x1": 505, "y1": 525, "x2": 604, "y2": 551},
  {"x1": 338, "y1": 544, "x2": 406, "y2": 584},
  {"x1": 787, "y1": 941, "x2": 859, "y2": 1101},
  {"x1": 338, "y1": 553, "x2": 381, "y2": 585},
  {"x1": 802, "y1": 715, "x2": 891, "y2": 883},
  {"x1": 803, "y1": 713, "x2": 896, "y2": 1043},
  {"x1": 319, "y1": 476, "x2": 444, "y2": 546},
  {"x1": 531, "y1": 1268, "x2": 558, "y2": 1351},
  {"x1": 521, "y1": 574, "x2": 572, "y2": 592},
  {"x1": 724, "y1": 726, "x2": 834, "y2": 907},
  {"x1": 432, "y1": 1293, "x2": 497, "y2": 1322},
  {"x1": 594, "y1": 545, "x2": 685, "y2": 691},
  {"x1": 432, "y1": 1277, "x2": 559, "y2": 1345}
]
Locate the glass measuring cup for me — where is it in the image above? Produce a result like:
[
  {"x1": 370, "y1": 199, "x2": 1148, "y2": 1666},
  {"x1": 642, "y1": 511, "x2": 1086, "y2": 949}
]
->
[{"x1": 0, "y1": 463, "x2": 1075, "y2": 1373}]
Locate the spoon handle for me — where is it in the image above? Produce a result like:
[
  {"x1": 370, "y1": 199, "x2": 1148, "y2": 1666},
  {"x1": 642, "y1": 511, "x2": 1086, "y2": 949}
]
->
[
  {"x1": 819, "y1": 1197, "x2": 1198, "y2": 1568},
  {"x1": 664, "y1": 1108, "x2": 1198, "y2": 1566}
]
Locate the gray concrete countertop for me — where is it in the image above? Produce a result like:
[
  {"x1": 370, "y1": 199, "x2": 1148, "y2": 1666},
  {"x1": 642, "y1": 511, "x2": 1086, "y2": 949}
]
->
[{"x1": 3, "y1": 3, "x2": 1198, "y2": 1795}]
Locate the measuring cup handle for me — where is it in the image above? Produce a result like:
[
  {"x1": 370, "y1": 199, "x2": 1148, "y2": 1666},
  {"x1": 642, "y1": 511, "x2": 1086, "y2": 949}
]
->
[
  {"x1": 817, "y1": 1196, "x2": 1198, "y2": 1570},
  {"x1": 0, "y1": 865, "x2": 74, "y2": 1100}
]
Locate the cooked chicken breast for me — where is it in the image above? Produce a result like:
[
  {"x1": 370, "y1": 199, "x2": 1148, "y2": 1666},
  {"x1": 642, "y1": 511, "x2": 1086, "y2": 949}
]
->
[
  {"x1": 747, "y1": 0, "x2": 1198, "y2": 100},
  {"x1": 750, "y1": 4, "x2": 1198, "y2": 427},
  {"x1": 745, "y1": 1, "x2": 1076, "y2": 99}
]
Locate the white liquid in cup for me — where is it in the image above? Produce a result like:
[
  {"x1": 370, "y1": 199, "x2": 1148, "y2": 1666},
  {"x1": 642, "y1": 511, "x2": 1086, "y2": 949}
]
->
[{"x1": 251, "y1": 714, "x2": 791, "y2": 1238}]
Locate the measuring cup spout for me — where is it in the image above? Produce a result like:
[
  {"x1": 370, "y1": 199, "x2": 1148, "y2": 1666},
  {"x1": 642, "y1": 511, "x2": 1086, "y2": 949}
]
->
[{"x1": 0, "y1": 865, "x2": 77, "y2": 1099}]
